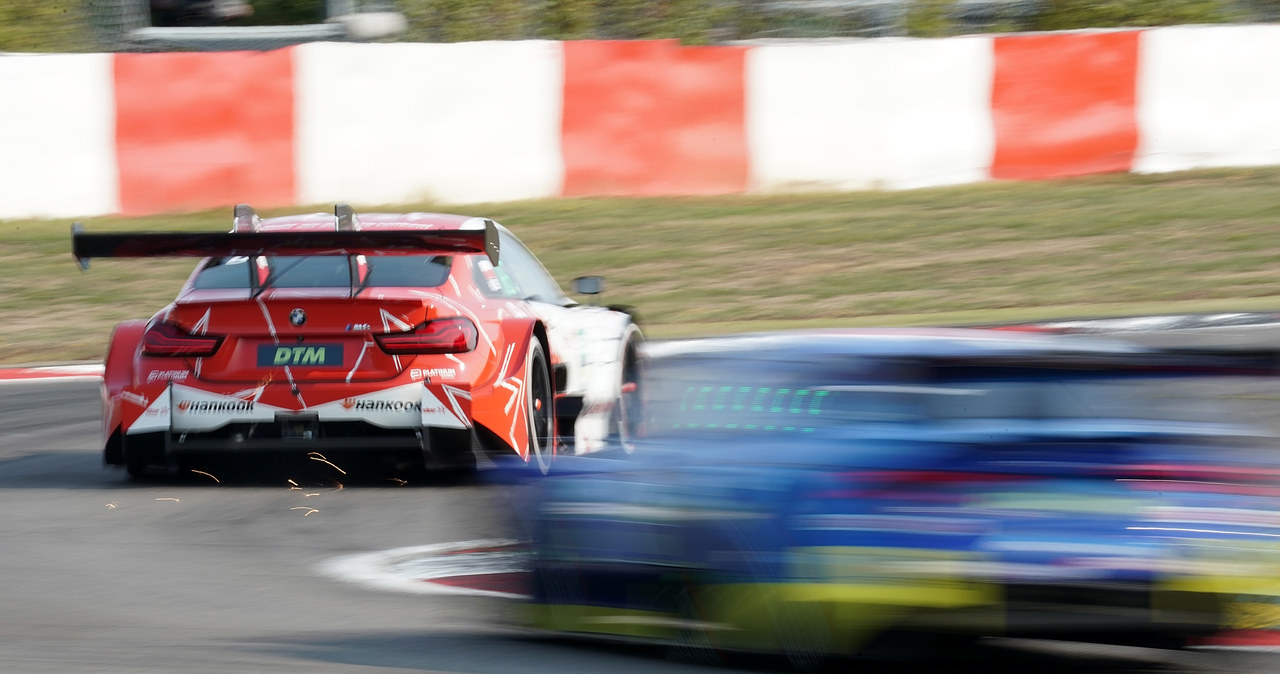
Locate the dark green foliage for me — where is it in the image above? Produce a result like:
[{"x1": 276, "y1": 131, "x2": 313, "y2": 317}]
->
[
  {"x1": 536, "y1": 0, "x2": 598, "y2": 40},
  {"x1": 1030, "y1": 0, "x2": 1235, "y2": 30},
  {"x1": 399, "y1": 0, "x2": 531, "y2": 42},
  {"x1": 237, "y1": 0, "x2": 327, "y2": 25},
  {"x1": 1252, "y1": 0, "x2": 1280, "y2": 21},
  {"x1": 905, "y1": 0, "x2": 957, "y2": 37},
  {"x1": 0, "y1": 1, "x2": 1264, "y2": 54},
  {"x1": 593, "y1": 0, "x2": 732, "y2": 43},
  {"x1": 396, "y1": 0, "x2": 731, "y2": 44},
  {"x1": 722, "y1": 0, "x2": 902, "y2": 39}
]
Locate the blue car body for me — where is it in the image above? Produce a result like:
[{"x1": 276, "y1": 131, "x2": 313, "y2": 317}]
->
[{"x1": 514, "y1": 329, "x2": 1280, "y2": 658}]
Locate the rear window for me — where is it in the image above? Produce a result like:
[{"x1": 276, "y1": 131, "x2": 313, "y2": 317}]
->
[{"x1": 192, "y1": 255, "x2": 451, "y2": 290}]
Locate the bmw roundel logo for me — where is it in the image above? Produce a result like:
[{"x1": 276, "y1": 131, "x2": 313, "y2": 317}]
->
[{"x1": 289, "y1": 308, "x2": 307, "y2": 326}]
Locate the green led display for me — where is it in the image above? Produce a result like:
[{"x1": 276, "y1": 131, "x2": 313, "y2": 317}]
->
[{"x1": 667, "y1": 385, "x2": 832, "y2": 433}]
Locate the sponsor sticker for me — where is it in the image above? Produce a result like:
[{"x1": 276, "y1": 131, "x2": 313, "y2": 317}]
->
[
  {"x1": 341, "y1": 399, "x2": 421, "y2": 412},
  {"x1": 175, "y1": 399, "x2": 254, "y2": 414},
  {"x1": 146, "y1": 370, "x2": 189, "y2": 383},
  {"x1": 410, "y1": 368, "x2": 457, "y2": 381}
]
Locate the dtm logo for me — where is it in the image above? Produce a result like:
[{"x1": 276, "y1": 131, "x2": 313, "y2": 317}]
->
[
  {"x1": 258, "y1": 344, "x2": 343, "y2": 367},
  {"x1": 273, "y1": 346, "x2": 327, "y2": 365}
]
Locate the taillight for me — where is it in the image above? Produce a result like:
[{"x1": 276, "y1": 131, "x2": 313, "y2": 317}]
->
[
  {"x1": 375, "y1": 317, "x2": 477, "y2": 355},
  {"x1": 141, "y1": 322, "x2": 223, "y2": 357}
]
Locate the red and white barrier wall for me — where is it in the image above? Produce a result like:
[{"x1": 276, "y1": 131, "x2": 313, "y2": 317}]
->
[
  {"x1": 4, "y1": 25, "x2": 1279, "y2": 220},
  {"x1": 295, "y1": 41, "x2": 565, "y2": 206},
  {"x1": 1, "y1": 54, "x2": 119, "y2": 218},
  {"x1": 748, "y1": 37, "x2": 994, "y2": 191},
  {"x1": 1136, "y1": 25, "x2": 1280, "y2": 173}
]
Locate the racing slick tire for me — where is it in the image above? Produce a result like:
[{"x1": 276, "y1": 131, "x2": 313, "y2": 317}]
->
[
  {"x1": 614, "y1": 324, "x2": 644, "y2": 453},
  {"x1": 663, "y1": 578, "x2": 723, "y2": 666},
  {"x1": 527, "y1": 339, "x2": 555, "y2": 475},
  {"x1": 122, "y1": 432, "x2": 166, "y2": 479}
]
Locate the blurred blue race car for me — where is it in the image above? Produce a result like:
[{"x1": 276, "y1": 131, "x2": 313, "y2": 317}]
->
[{"x1": 511, "y1": 328, "x2": 1280, "y2": 664}]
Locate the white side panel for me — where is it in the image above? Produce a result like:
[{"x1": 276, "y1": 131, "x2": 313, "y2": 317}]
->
[
  {"x1": 423, "y1": 385, "x2": 470, "y2": 430},
  {"x1": 126, "y1": 386, "x2": 171, "y2": 435},
  {"x1": 1136, "y1": 25, "x2": 1280, "y2": 173},
  {"x1": 295, "y1": 41, "x2": 564, "y2": 206},
  {"x1": 747, "y1": 37, "x2": 995, "y2": 193},
  {"x1": 0, "y1": 54, "x2": 119, "y2": 218},
  {"x1": 532, "y1": 303, "x2": 633, "y2": 454},
  {"x1": 169, "y1": 385, "x2": 283, "y2": 432}
]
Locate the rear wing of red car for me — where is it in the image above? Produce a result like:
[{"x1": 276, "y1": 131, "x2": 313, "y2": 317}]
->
[{"x1": 72, "y1": 204, "x2": 500, "y2": 270}]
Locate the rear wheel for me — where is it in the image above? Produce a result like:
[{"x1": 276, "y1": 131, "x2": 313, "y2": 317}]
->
[
  {"x1": 773, "y1": 600, "x2": 834, "y2": 671},
  {"x1": 527, "y1": 340, "x2": 555, "y2": 474},
  {"x1": 122, "y1": 432, "x2": 166, "y2": 479},
  {"x1": 664, "y1": 579, "x2": 722, "y2": 666},
  {"x1": 615, "y1": 326, "x2": 644, "y2": 453}
]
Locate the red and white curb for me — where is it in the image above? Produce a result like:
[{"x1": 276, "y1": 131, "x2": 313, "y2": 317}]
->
[
  {"x1": 0, "y1": 364, "x2": 104, "y2": 383},
  {"x1": 318, "y1": 539, "x2": 531, "y2": 599}
]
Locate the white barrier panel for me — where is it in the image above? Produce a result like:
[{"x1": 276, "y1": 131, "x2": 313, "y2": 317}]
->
[
  {"x1": 747, "y1": 38, "x2": 995, "y2": 193},
  {"x1": 295, "y1": 41, "x2": 564, "y2": 206},
  {"x1": 0, "y1": 54, "x2": 118, "y2": 219},
  {"x1": 1136, "y1": 25, "x2": 1280, "y2": 173}
]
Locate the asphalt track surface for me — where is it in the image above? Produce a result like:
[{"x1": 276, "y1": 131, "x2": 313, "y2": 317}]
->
[{"x1": 6, "y1": 340, "x2": 1280, "y2": 673}]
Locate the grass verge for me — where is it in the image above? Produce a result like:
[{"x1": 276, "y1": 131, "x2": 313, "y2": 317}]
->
[{"x1": 4, "y1": 167, "x2": 1280, "y2": 365}]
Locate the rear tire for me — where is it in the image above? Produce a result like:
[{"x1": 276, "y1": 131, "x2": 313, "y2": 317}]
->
[
  {"x1": 773, "y1": 600, "x2": 833, "y2": 671},
  {"x1": 615, "y1": 325, "x2": 644, "y2": 453},
  {"x1": 122, "y1": 432, "x2": 166, "y2": 479},
  {"x1": 526, "y1": 340, "x2": 555, "y2": 474},
  {"x1": 664, "y1": 580, "x2": 722, "y2": 666}
]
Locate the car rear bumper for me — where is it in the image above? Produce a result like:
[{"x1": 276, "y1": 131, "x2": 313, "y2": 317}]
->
[
  {"x1": 118, "y1": 380, "x2": 472, "y2": 435},
  {"x1": 108, "y1": 379, "x2": 493, "y2": 469}
]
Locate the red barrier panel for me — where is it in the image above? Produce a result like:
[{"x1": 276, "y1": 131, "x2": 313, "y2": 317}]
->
[
  {"x1": 991, "y1": 32, "x2": 1140, "y2": 180},
  {"x1": 114, "y1": 50, "x2": 296, "y2": 216},
  {"x1": 561, "y1": 40, "x2": 748, "y2": 197}
]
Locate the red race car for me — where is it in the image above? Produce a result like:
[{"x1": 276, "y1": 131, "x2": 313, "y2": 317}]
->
[{"x1": 73, "y1": 204, "x2": 644, "y2": 478}]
